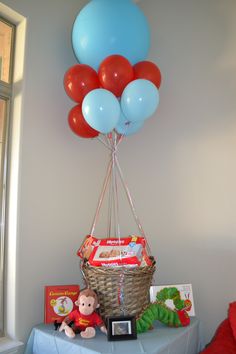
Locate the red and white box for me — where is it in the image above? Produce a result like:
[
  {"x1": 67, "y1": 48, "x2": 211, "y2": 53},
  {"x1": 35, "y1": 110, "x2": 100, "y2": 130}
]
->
[
  {"x1": 88, "y1": 236, "x2": 146, "y2": 266},
  {"x1": 77, "y1": 235, "x2": 152, "y2": 267}
]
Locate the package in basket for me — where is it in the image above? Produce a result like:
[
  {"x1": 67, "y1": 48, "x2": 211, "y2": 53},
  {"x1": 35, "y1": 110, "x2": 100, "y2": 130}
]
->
[{"x1": 77, "y1": 235, "x2": 152, "y2": 267}]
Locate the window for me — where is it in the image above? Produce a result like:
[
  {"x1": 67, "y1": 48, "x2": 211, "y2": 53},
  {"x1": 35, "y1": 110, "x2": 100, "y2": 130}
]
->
[{"x1": 0, "y1": 16, "x2": 15, "y2": 336}]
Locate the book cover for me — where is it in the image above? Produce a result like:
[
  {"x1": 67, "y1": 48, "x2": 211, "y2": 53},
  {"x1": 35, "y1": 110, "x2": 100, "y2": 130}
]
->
[
  {"x1": 150, "y1": 283, "x2": 195, "y2": 316},
  {"x1": 44, "y1": 284, "x2": 80, "y2": 324}
]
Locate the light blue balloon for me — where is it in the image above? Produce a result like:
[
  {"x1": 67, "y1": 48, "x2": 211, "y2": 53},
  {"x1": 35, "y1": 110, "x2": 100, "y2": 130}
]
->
[
  {"x1": 72, "y1": 0, "x2": 150, "y2": 70},
  {"x1": 82, "y1": 89, "x2": 120, "y2": 134},
  {"x1": 115, "y1": 111, "x2": 144, "y2": 136},
  {"x1": 121, "y1": 79, "x2": 159, "y2": 122}
]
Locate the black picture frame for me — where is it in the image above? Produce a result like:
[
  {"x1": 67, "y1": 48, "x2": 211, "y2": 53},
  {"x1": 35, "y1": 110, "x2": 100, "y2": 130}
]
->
[{"x1": 107, "y1": 316, "x2": 137, "y2": 341}]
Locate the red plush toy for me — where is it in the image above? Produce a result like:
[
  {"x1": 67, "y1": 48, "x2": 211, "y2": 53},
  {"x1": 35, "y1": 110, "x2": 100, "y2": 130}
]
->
[
  {"x1": 201, "y1": 302, "x2": 236, "y2": 354},
  {"x1": 59, "y1": 288, "x2": 107, "y2": 339}
]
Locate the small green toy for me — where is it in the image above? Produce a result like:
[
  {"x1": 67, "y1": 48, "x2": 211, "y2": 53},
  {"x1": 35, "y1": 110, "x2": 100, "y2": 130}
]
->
[{"x1": 136, "y1": 287, "x2": 191, "y2": 334}]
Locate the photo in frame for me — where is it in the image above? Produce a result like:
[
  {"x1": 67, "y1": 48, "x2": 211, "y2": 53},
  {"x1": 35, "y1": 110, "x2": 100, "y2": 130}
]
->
[{"x1": 107, "y1": 316, "x2": 137, "y2": 341}]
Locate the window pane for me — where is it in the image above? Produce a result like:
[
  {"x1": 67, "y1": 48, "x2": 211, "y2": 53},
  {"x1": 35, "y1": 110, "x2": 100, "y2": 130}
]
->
[
  {"x1": 0, "y1": 98, "x2": 7, "y2": 234},
  {"x1": 0, "y1": 98, "x2": 6, "y2": 140},
  {"x1": 0, "y1": 19, "x2": 13, "y2": 83},
  {"x1": 0, "y1": 98, "x2": 6, "y2": 163}
]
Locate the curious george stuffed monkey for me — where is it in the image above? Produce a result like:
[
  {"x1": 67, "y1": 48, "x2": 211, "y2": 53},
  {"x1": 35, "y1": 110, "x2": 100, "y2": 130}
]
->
[{"x1": 59, "y1": 288, "x2": 107, "y2": 339}]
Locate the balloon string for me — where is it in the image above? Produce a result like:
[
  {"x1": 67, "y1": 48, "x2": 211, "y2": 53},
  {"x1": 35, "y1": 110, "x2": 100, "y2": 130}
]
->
[
  {"x1": 111, "y1": 135, "x2": 117, "y2": 237},
  {"x1": 106, "y1": 134, "x2": 113, "y2": 150},
  {"x1": 108, "y1": 152, "x2": 117, "y2": 237},
  {"x1": 97, "y1": 135, "x2": 112, "y2": 151},
  {"x1": 116, "y1": 133, "x2": 124, "y2": 147},
  {"x1": 90, "y1": 156, "x2": 113, "y2": 236},
  {"x1": 107, "y1": 131, "x2": 121, "y2": 238},
  {"x1": 91, "y1": 131, "x2": 150, "y2": 255},
  {"x1": 107, "y1": 137, "x2": 113, "y2": 237},
  {"x1": 114, "y1": 154, "x2": 151, "y2": 254},
  {"x1": 113, "y1": 133, "x2": 122, "y2": 260},
  {"x1": 112, "y1": 132, "x2": 121, "y2": 239},
  {"x1": 107, "y1": 168, "x2": 112, "y2": 237},
  {"x1": 94, "y1": 134, "x2": 114, "y2": 237}
]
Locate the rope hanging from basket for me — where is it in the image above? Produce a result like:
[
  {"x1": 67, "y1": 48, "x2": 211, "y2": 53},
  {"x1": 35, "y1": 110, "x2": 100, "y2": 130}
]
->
[{"x1": 89, "y1": 131, "x2": 151, "y2": 255}]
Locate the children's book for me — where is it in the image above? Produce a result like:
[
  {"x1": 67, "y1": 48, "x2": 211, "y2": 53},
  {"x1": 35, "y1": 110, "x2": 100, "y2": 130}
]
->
[
  {"x1": 150, "y1": 283, "x2": 195, "y2": 316},
  {"x1": 44, "y1": 284, "x2": 80, "y2": 324}
]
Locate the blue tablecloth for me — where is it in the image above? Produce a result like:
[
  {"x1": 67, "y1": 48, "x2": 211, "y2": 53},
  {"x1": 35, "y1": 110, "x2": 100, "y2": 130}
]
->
[{"x1": 24, "y1": 317, "x2": 201, "y2": 354}]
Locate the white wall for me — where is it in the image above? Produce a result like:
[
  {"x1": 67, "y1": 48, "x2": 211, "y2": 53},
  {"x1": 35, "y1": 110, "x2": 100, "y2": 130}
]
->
[
  {"x1": 1, "y1": 0, "x2": 236, "y2": 348},
  {"x1": 139, "y1": 0, "x2": 236, "y2": 345}
]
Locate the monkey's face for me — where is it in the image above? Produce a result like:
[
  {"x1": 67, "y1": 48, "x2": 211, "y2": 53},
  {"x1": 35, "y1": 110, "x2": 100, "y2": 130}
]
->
[{"x1": 78, "y1": 295, "x2": 96, "y2": 316}]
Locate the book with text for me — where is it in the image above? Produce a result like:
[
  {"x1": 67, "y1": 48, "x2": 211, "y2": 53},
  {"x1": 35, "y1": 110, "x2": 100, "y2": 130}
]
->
[{"x1": 44, "y1": 284, "x2": 80, "y2": 324}]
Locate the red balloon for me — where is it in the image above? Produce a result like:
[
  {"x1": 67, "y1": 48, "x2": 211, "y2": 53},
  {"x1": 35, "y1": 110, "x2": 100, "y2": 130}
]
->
[
  {"x1": 64, "y1": 64, "x2": 100, "y2": 104},
  {"x1": 133, "y1": 61, "x2": 162, "y2": 89},
  {"x1": 98, "y1": 55, "x2": 134, "y2": 97},
  {"x1": 68, "y1": 105, "x2": 99, "y2": 138}
]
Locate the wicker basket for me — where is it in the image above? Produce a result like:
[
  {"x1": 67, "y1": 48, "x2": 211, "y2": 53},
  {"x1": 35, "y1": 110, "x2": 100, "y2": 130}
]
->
[{"x1": 82, "y1": 260, "x2": 156, "y2": 320}]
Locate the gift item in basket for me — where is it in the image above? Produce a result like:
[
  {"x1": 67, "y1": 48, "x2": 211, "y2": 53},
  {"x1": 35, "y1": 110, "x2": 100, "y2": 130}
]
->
[
  {"x1": 77, "y1": 235, "x2": 99, "y2": 261},
  {"x1": 77, "y1": 235, "x2": 152, "y2": 267}
]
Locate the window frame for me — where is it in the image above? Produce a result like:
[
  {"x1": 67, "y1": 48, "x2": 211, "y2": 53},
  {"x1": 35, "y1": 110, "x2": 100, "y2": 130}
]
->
[{"x1": 0, "y1": 15, "x2": 16, "y2": 337}]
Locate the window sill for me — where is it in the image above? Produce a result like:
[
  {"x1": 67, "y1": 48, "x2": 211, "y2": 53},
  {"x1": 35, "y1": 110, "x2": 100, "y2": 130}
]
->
[{"x1": 0, "y1": 337, "x2": 23, "y2": 353}]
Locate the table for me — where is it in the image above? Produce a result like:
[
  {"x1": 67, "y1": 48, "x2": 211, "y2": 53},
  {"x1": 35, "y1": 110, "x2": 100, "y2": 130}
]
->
[{"x1": 24, "y1": 317, "x2": 202, "y2": 354}]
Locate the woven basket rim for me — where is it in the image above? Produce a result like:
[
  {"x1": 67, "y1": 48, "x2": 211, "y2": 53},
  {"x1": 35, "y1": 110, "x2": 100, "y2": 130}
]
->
[{"x1": 82, "y1": 261, "x2": 156, "y2": 275}]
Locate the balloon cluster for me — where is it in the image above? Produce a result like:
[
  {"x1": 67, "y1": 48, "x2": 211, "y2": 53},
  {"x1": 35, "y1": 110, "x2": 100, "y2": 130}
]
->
[{"x1": 64, "y1": 0, "x2": 162, "y2": 139}]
